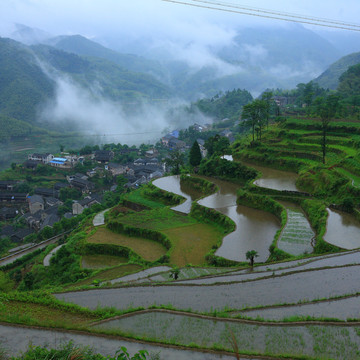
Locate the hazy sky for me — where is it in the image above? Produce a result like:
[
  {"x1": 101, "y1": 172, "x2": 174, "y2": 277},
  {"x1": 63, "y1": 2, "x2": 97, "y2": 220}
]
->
[{"x1": 1, "y1": 0, "x2": 359, "y2": 41}]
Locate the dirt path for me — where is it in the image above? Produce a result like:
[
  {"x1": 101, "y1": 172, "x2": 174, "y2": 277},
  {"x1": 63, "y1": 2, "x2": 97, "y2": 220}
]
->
[{"x1": 93, "y1": 209, "x2": 109, "y2": 226}]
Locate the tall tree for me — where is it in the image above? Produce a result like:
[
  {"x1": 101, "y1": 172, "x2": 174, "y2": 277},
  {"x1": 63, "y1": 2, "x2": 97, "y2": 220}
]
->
[
  {"x1": 246, "y1": 250, "x2": 259, "y2": 267},
  {"x1": 189, "y1": 140, "x2": 202, "y2": 167},
  {"x1": 242, "y1": 100, "x2": 267, "y2": 142},
  {"x1": 204, "y1": 135, "x2": 230, "y2": 157},
  {"x1": 315, "y1": 94, "x2": 340, "y2": 164},
  {"x1": 261, "y1": 91, "x2": 273, "y2": 128},
  {"x1": 165, "y1": 150, "x2": 184, "y2": 174}
]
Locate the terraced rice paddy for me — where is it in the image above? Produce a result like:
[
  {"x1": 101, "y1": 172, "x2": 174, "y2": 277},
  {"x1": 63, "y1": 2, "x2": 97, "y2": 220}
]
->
[
  {"x1": 0, "y1": 324, "x2": 236, "y2": 360},
  {"x1": 278, "y1": 204, "x2": 315, "y2": 256},
  {"x1": 325, "y1": 209, "x2": 360, "y2": 249},
  {"x1": 55, "y1": 266, "x2": 360, "y2": 312},
  {"x1": 87, "y1": 227, "x2": 167, "y2": 261},
  {"x1": 162, "y1": 223, "x2": 224, "y2": 266},
  {"x1": 148, "y1": 267, "x2": 237, "y2": 282},
  {"x1": 93, "y1": 310, "x2": 360, "y2": 359},
  {"x1": 237, "y1": 295, "x2": 360, "y2": 321},
  {"x1": 81, "y1": 255, "x2": 128, "y2": 269},
  {"x1": 69, "y1": 263, "x2": 143, "y2": 287}
]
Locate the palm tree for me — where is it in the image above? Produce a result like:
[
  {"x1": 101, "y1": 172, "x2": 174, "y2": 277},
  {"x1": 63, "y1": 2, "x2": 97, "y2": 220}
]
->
[{"x1": 246, "y1": 250, "x2": 259, "y2": 267}]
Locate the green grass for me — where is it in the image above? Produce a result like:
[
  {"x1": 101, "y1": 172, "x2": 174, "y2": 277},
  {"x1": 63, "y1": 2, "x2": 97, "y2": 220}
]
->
[
  {"x1": 87, "y1": 227, "x2": 167, "y2": 261},
  {"x1": 124, "y1": 187, "x2": 165, "y2": 209},
  {"x1": 119, "y1": 207, "x2": 197, "y2": 231},
  {"x1": 0, "y1": 300, "x2": 98, "y2": 328},
  {"x1": 68, "y1": 263, "x2": 143, "y2": 287},
  {"x1": 337, "y1": 167, "x2": 360, "y2": 187},
  {"x1": 163, "y1": 223, "x2": 224, "y2": 267},
  {"x1": 81, "y1": 254, "x2": 128, "y2": 269}
]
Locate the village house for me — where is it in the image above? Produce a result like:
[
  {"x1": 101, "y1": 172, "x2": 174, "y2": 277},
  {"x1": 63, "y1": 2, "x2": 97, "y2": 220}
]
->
[
  {"x1": 145, "y1": 148, "x2": 159, "y2": 158},
  {"x1": 106, "y1": 162, "x2": 127, "y2": 176},
  {"x1": 168, "y1": 138, "x2": 186, "y2": 150},
  {"x1": 28, "y1": 153, "x2": 54, "y2": 164},
  {"x1": 34, "y1": 187, "x2": 59, "y2": 198},
  {"x1": 94, "y1": 150, "x2": 114, "y2": 163},
  {"x1": 11, "y1": 228, "x2": 34, "y2": 243},
  {"x1": 49, "y1": 157, "x2": 69, "y2": 168},
  {"x1": 133, "y1": 158, "x2": 146, "y2": 166},
  {"x1": 54, "y1": 182, "x2": 69, "y2": 191},
  {"x1": 72, "y1": 195, "x2": 102, "y2": 215},
  {"x1": 0, "y1": 207, "x2": 18, "y2": 221},
  {"x1": 0, "y1": 181, "x2": 18, "y2": 191},
  {"x1": 0, "y1": 193, "x2": 27, "y2": 202},
  {"x1": 161, "y1": 134, "x2": 175, "y2": 147},
  {"x1": 28, "y1": 195, "x2": 45, "y2": 214},
  {"x1": 1, "y1": 225, "x2": 16, "y2": 239}
]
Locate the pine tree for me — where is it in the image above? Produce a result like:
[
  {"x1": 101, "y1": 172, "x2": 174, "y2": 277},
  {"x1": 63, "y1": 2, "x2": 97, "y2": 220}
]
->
[{"x1": 189, "y1": 140, "x2": 202, "y2": 167}]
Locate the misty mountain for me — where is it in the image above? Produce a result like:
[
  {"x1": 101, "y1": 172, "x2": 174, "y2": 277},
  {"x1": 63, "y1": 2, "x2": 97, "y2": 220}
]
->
[
  {"x1": 223, "y1": 24, "x2": 340, "y2": 75},
  {"x1": 314, "y1": 29, "x2": 360, "y2": 56},
  {"x1": 314, "y1": 52, "x2": 360, "y2": 90},
  {"x1": 0, "y1": 37, "x2": 54, "y2": 125},
  {"x1": 101, "y1": 23, "x2": 343, "y2": 97},
  {"x1": 48, "y1": 34, "x2": 167, "y2": 80},
  {"x1": 0, "y1": 37, "x2": 172, "y2": 132},
  {"x1": 10, "y1": 23, "x2": 52, "y2": 45},
  {"x1": 32, "y1": 44, "x2": 171, "y2": 102}
]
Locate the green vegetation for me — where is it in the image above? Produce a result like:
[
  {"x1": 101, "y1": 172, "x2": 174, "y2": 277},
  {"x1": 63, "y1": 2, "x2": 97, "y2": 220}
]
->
[
  {"x1": 180, "y1": 175, "x2": 218, "y2": 197},
  {"x1": 194, "y1": 88, "x2": 253, "y2": 120},
  {"x1": 9, "y1": 343, "x2": 150, "y2": 360}
]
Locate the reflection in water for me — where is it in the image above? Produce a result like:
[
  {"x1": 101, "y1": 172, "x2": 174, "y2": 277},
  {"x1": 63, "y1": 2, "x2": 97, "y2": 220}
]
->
[
  {"x1": 325, "y1": 209, "x2": 360, "y2": 249},
  {"x1": 243, "y1": 162, "x2": 299, "y2": 192},
  {"x1": 198, "y1": 176, "x2": 279, "y2": 262},
  {"x1": 154, "y1": 175, "x2": 280, "y2": 262},
  {"x1": 153, "y1": 176, "x2": 200, "y2": 214},
  {"x1": 215, "y1": 205, "x2": 279, "y2": 262}
]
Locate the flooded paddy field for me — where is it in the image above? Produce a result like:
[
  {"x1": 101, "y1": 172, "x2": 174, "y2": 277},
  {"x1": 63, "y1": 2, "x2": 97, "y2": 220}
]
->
[
  {"x1": 0, "y1": 324, "x2": 237, "y2": 360},
  {"x1": 152, "y1": 175, "x2": 199, "y2": 214},
  {"x1": 154, "y1": 175, "x2": 280, "y2": 262},
  {"x1": 238, "y1": 295, "x2": 360, "y2": 321},
  {"x1": 175, "y1": 250, "x2": 360, "y2": 285},
  {"x1": 109, "y1": 266, "x2": 171, "y2": 284},
  {"x1": 213, "y1": 204, "x2": 279, "y2": 262},
  {"x1": 277, "y1": 203, "x2": 314, "y2": 256},
  {"x1": 93, "y1": 310, "x2": 360, "y2": 359},
  {"x1": 325, "y1": 209, "x2": 360, "y2": 249},
  {"x1": 243, "y1": 162, "x2": 299, "y2": 192},
  {"x1": 56, "y1": 266, "x2": 360, "y2": 312}
]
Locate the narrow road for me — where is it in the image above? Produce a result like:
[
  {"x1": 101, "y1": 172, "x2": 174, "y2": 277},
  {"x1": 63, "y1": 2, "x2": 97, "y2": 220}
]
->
[
  {"x1": 43, "y1": 244, "x2": 65, "y2": 266},
  {"x1": 93, "y1": 209, "x2": 109, "y2": 226}
]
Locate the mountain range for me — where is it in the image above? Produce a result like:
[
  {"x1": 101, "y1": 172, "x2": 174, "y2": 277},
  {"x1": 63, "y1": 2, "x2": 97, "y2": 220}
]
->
[{"x1": 1, "y1": 23, "x2": 360, "y2": 135}]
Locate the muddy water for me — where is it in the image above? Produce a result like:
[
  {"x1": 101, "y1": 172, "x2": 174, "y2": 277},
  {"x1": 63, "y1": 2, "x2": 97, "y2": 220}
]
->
[
  {"x1": 198, "y1": 177, "x2": 279, "y2": 262},
  {"x1": 152, "y1": 175, "x2": 201, "y2": 214},
  {"x1": 243, "y1": 161, "x2": 299, "y2": 191},
  {"x1": 154, "y1": 175, "x2": 279, "y2": 262},
  {"x1": 324, "y1": 209, "x2": 360, "y2": 249}
]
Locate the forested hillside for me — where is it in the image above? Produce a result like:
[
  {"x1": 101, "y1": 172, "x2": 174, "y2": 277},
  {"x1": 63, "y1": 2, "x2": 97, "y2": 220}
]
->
[
  {"x1": 315, "y1": 52, "x2": 360, "y2": 90},
  {"x1": 0, "y1": 38, "x2": 54, "y2": 124},
  {"x1": 0, "y1": 37, "x2": 171, "y2": 137}
]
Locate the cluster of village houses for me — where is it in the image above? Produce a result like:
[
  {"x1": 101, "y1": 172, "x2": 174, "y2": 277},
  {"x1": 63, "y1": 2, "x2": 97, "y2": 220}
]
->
[{"x1": 0, "y1": 123, "x2": 235, "y2": 246}]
